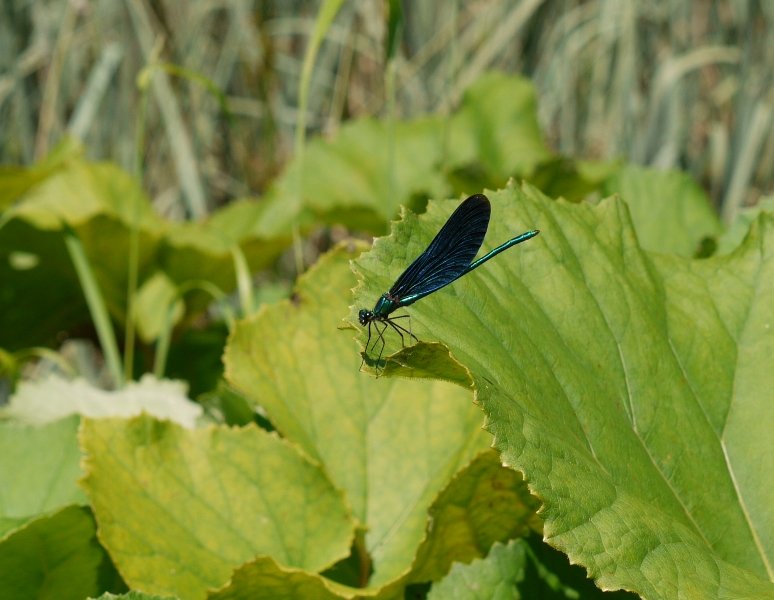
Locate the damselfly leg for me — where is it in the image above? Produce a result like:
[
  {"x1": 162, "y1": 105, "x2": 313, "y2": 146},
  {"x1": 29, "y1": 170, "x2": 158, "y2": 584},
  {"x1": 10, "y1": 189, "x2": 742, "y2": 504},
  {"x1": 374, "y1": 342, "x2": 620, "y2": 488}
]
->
[{"x1": 360, "y1": 313, "x2": 418, "y2": 373}]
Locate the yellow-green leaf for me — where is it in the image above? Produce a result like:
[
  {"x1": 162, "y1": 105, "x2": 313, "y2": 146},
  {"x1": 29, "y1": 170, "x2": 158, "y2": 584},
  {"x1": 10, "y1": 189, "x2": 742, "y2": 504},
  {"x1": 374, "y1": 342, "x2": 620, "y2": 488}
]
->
[
  {"x1": 225, "y1": 245, "x2": 527, "y2": 593},
  {"x1": 80, "y1": 416, "x2": 354, "y2": 600}
]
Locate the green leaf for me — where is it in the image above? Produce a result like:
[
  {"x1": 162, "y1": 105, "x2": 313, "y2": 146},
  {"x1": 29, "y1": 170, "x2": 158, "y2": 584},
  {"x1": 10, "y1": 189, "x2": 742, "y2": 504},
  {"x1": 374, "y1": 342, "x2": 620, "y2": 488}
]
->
[
  {"x1": 258, "y1": 73, "x2": 555, "y2": 234},
  {"x1": 447, "y1": 72, "x2": 553, "y2": 184},
  {"x1": 91, "y1": 593, "x2": 173, "y2": 600},
  {"x1": 603, "y1": 164, "x2": 722, "y2": 257},
  {"x1": 0, "y1": 505, "x2": 123, "y2": 600},
  {"x1": 530, "y1": 157, "x2": 622, "y2": 203},
  {"x1": 0, "y1": 158, "x2": 289, "y2": 350},
  {"x1": 80, "y1": 415, "x2": 354, "y2": 599},
  {"x1": 224, "y1": 245, "x2": 530, "y2": 594},
  {"x1": 519, "y1": 534, "x2": 638, "y2": 599},
  {"x1": 165, "y1": 326, "x2": 231, "y2": 400},
  {"x1": 411, "y1": 451, "x2": 541, "y2": 584},
  {"x1": 4, "y1": 374, "x2": 201, "y2": 427},
  {"x1": 716, "y1": 195, "x2": 774, "y2": 255},
  {"x1": 161, "y1": 199, "x2": 291, "y2": 302},
  {"x1": 429, "y1": 535, "x2": 638, "y2": 599},
  {"x1": 133, "y1": 272, "x2": 184, "y2": 342},
  {"x1": 209, "y1": 555, "x2": 352, "y2": 600},
  {"x1": 385, "y1": 0, "x2": 403, "y2": 62},
  {"x1": 0, "y1": 159, "x2": 161, "y2": 349},
  {"x1": 0, "y1": 416, "x2": 85, "y2": 536},
  {"x1": 350, "y1": 183, "x2": 774, "y2": 599},
  {"x1": 428, "y1": 539, "x2": 529, "y2": 599},
  {"x1": 0, "y1": 137, "x2": 82, "y2": 208},
  {"x1": 264, "y1": 116, "x2": 449, "y2": 233}
]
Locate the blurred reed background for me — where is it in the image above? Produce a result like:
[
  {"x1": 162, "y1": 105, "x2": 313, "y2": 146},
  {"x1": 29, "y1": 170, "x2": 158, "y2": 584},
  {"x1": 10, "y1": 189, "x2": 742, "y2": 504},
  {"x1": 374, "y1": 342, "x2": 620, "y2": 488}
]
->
[{"x1": 0, "y1": 0, "x2": 771, "y2": 223}]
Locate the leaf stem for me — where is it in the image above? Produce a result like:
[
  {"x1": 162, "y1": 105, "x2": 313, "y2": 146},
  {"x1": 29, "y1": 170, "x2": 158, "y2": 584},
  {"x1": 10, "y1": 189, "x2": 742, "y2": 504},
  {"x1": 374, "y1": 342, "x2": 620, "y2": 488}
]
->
[{"x1": 63, "y1": 227, "x2": 123, "y2": 388}]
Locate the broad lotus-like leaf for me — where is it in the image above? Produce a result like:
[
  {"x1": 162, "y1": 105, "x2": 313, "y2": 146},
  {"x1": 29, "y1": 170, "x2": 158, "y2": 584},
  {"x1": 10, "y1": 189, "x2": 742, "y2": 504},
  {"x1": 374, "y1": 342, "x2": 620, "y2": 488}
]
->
[{"x1": 350, "y1": 183, "x2": 773, "y2": 599}]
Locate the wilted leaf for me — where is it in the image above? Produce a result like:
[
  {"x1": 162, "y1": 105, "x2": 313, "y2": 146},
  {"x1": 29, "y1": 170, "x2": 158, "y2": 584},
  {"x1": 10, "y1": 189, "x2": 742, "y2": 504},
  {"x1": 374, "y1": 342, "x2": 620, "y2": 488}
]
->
[{"x1": 4, "y1": 374, "x2": 201, "y2": 427}]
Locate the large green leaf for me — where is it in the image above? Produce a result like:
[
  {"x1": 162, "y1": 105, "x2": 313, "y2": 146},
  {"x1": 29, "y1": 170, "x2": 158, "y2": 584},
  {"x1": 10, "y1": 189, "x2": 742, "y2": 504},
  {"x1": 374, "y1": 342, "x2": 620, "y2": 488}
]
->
[
  {"x1": 256, "y1": 73, "x2": 556, "y2": 234},
  {"x1": 0, "y1": 416, "x2": 85, "y2": 536},
  {"x1": 160, "y1": 199, "x2": 291, "y2": 311},
  {"x1": 80, "y1": 416, "x2": 353, "y2": 600},
  {"x1": 224, "y1": 245, "x2": 536, "y2": 596},
  {"x1": 0, "y1": 138, "x2": 82, "y2": 208},
  {"x1": 350, "y1": 184, "x2": 774, "y2": 599},
  {"x1": 0, "y1": 157, "x2": 289, "y2": 349},
  {"x1": 0, "y1": 414, "x2": 123, "y2": 597},
  {"x1": 0, "y1": 505, "x2": 123, "y2": 600},
  {"x1": 0, "y1": 159, "x2": 161, "y2": 348},
  {"x1": 260, "y1": 115, "x2": 450, "y2": 234},
  {"x1": 603, "y1": 164, "x2": 722, "y2": 257},
  {"x1": 5, "y1": 158, "x2": 161, "y2": 231},
  {"x1": 717, "y1": 195, "x2": 774, "y2": 255},
  {"x1": 447, "y1": 71, "x2": 553, "y2": 184}
]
